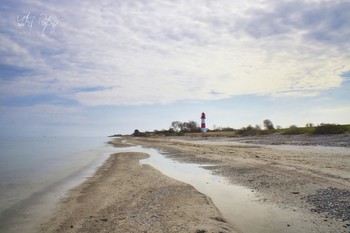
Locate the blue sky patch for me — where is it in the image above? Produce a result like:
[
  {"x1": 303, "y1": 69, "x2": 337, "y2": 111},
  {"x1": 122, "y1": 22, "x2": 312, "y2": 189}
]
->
[
  {"x1": 0, "y1": 94, "x2": 78, "y2": 106},
  {"x1": 341, "y1": 70, "x2": 350, "y2": 78},
  {"x1": 0, "y1": 64, "x2": 34, "y2": 80}
]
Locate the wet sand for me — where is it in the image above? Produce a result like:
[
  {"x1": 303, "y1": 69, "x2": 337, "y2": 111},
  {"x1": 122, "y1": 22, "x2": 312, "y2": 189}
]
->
[
  {"x1": 40, "y1": 135, "x2": 350, "y2": 232},
  {"x1": 128, "y1": 135, "x2": 350, "y2": 232},
  {"x1": 40, "y1": 146, "x2": 234, "y2": 232}
]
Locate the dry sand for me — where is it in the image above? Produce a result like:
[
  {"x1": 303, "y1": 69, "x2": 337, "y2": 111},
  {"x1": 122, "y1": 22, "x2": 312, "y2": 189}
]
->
[
  {"x1": 40, "y1": 135, "x2": 350, "y2": 232},
  {"x1": 127, "y1": 135, "x2": 350, "y2": 232},
  {"x1": 40, "y1": 142, "x2": 234, "y2": 233}
]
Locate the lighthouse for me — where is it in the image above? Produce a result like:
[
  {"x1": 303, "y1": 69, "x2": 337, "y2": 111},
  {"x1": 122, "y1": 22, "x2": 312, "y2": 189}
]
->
[{"x1": 201, "y1": 112, "x2": 207, "y2": 133}]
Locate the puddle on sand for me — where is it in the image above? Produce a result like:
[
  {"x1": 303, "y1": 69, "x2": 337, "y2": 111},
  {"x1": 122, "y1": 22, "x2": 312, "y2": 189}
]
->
[{"x1": 113, "y1": 146, "x2": 317, "y2": 233}]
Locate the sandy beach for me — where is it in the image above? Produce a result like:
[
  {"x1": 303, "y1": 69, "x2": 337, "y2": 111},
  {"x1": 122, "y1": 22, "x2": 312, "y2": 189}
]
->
[
  {"x1": 40, "y1": 135, "x2": 350, "y2": 232},
  {"x1": 127, "y1": 135, "x2": 350, "y2": 232},
  {"x1": 40, "y1": 141, "x2": 234, "y2": 233}
]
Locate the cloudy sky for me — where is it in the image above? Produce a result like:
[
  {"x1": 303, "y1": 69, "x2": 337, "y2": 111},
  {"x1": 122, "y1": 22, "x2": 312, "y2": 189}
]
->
[{"x1": 1, "y1": 0, "x2": 349, "y2": 136}]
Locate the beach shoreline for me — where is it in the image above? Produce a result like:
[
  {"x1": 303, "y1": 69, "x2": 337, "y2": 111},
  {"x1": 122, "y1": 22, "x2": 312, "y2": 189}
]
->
[
  {"x1": 0, "y1": 137, "x2": 114, "y2": 233},
  {"x1": 127, "y1": 135, "x2": 350, "y2": 232},
  {"x1": 39, "y1": 135, "x2": 350, "y2": 232},
  {"x1": 40, "y1": 147, "x2": 234, "y2": 232}
]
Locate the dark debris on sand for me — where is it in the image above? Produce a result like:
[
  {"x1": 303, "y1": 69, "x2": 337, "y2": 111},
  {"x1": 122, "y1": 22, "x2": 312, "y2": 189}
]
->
[{"x1": 307, "y1": 187, "x2": 350, "y2": 224}]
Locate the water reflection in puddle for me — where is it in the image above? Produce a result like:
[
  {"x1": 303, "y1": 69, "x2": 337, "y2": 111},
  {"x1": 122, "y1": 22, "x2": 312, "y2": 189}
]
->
[{"x1": 114, "y1": 145, "x2": 314, "y2": 233}]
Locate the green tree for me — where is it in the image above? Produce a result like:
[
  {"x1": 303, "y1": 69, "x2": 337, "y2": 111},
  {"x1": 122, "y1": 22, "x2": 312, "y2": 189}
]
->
[
  {"x1": 305, "y1": 123, "x2": 314, "y2": 127},
  {"x1": 263, "y1": 119, "x2": 274, "y2": 130},
  {"x1": 133, "y1": 129, "x2": 140, "y2": 136},
  {"x1": 171, "y1": 120, "x2": 200, "y2": 133},
  {"x1": 187, "y1": 121, "x2": 200, "y2": 132},
  {"x1": 171, "y1": 121, "x2": 182, "y2": 132}
]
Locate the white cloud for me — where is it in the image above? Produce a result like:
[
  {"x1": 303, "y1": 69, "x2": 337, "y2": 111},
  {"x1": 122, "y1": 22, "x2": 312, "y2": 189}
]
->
[
  {"x1": 306, "y1": 106, "x2": 350, "y2": 125},
  {"x1": 1, "y1": 0, "x2": 349, "y2": 106},
  {"x1": 316, "y1": 106, "x2": 350, "y2": 113}
]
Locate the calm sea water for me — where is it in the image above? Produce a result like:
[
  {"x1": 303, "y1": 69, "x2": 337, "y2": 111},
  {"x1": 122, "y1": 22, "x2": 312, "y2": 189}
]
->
[{"x1": 0, "y1": 136, "x2": 117, "y2": 233}]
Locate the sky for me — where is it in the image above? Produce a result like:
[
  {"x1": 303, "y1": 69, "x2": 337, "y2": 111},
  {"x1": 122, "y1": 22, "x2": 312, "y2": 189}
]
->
[{"x1": 0, "y1": 0, "x2": 349, "y2": 136}]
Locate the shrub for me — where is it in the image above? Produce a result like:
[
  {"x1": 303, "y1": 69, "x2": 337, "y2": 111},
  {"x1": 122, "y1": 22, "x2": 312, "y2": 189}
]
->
[
  {"x1": 238, "y1": 125, "x2": 259, "y2": 136},
  {"x1": 305, "y1": 123, "x2": 314, "y2": 127},
  {"x1": 219, "y1": 127, "x2": 235, "y2": 131},
  {"x1": 282, "y1": 125, "x2": 305, "y2": 135},
  {"x1": 312, "y1": 124, "x2": 348, "y2": 135}
]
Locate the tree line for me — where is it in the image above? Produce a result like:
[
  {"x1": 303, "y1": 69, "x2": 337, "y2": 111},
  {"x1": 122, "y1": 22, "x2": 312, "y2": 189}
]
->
[
  {"x1": 132, "y1": 119, "x2": 349, "y2": 137},
  {"x1": 132, "y1": 120, "x2": 201, "y2": 137}
]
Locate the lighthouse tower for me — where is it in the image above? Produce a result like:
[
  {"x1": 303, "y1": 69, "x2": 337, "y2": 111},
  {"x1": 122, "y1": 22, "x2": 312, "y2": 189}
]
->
[{"x1": 200, "y1": 112, "x2": 207, "y2": 133}]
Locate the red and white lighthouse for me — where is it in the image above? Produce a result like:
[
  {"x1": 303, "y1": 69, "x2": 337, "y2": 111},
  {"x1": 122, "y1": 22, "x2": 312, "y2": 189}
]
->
[{"x1": 201, "y1": 112, "x2": 207, "y2": 133}]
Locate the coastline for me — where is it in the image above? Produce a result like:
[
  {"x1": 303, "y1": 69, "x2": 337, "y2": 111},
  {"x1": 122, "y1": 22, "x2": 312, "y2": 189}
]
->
[
  {"x1": 40, "y1": 150, "x2": 234, "y2": 232},
  {"x1": 127, "y1": 135, "x2": 350, "y2": 232},
  {"x1": 0, "y1": 137, "x2": 113, "y2": 233},
  {"x1": 39, "y1": 135, "x2": 350, "y2": 232}
]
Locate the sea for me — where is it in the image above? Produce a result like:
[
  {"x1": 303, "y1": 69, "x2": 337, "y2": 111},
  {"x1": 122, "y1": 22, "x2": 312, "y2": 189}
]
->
[{"x1": 0, "y1": 136, "x2": 117, "y2": 233}]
